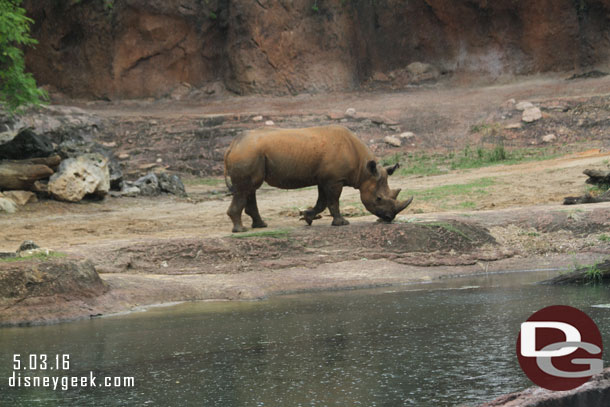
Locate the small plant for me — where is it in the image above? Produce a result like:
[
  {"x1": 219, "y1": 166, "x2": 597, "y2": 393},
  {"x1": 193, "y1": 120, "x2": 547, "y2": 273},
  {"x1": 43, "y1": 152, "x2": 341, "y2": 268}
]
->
[
  {"x1": 231, "y1": 228, "x2": 291, "y2": 239},
  {"x1": 311, "y1": 0, "x2": 319, "y2": 12},
  {"x1": 584, "y1": 265, "x2": 603, "y2": 284},
  {"x1": 599, "y1": 234, "x2": 610, "y2": 242},
  {"x1": 0, "y1": 251, "x2": 67, "y2": 263}
]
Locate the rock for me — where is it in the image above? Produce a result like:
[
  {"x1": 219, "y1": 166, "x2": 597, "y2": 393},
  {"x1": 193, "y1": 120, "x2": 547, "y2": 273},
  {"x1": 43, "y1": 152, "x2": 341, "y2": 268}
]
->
[
  {"x1": 383, "y1": 135, "x2": 402, "y2": 147},
  {"x1": 156, "y1": 157, "x2": 163, "y2": 163},
  {"x1": 398, "y1": 132, "x2": 415, "y2": 140},
  {"x1": 18, "y1": 241, "x2": 40, "y2": 252},
  {"x1": 479, "y1": 367, "x2": 610, "y2": 407},
  {"x1": 522, "y1": 107, "x2": 542, "y2": 123},
  {"x1": 56, "y1": 139, "x2": 123, "y2": 190},
  {"x1": 48, "y1": 153, "x2": 110, "y2": 202},
  {"x1": 0, "y1": 197, "x2": 17, "y2": 213},
  {"x1": 1, "y1": 191, "x2": 37, "y2": 206},
  {"x1": 504, "y1": 123, "x2": 523, "y2": 130},
  {"x1": 265, "y1": 120, "x2": 275, "y2": 126},
  {"x1": 134, "y1": 173, "x2": 161, "y2": 196},
  {"x1": 345, "y1": 108, "x2": 356, "y2": 117},
  {"x1": 0, "y1": 128, "x2": 54, "y2": 159},
  {"x1": 169, "y1": 83, "x2": 192, "y2": 100},
  {"x1": 406, "y1": 62, "x2": 440, "y2": 83},
  {"x1": 0, "y1": 162, "x2": 54, "y2": 190},
  {"x1": 372, "y1": 71, "x2": 390, "y2": 82},
  {"x1": 542, "y1": 133, "x2": 556, "y2": 143},
  {"x1": 516, "y1": 101, "x2": 534, "y2": 111},
  {"x1": 157, "y1": 172, "x2": 187, "y2": 197},
  {"x1": 252, "y1": 115, "x2": 264, "y2": 122},
  {"x1": 120, "y1": 185, "x2": 140, "y2": 197},
  {"x1": 118, "y1": 153, "x2": 130, "y2": 160}
]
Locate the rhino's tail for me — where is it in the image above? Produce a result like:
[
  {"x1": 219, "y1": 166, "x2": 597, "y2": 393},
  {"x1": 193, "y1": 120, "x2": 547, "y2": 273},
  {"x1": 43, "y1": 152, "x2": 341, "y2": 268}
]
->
[{"x1": 224, "y1": 142, "x2": 236, "y2": 195}]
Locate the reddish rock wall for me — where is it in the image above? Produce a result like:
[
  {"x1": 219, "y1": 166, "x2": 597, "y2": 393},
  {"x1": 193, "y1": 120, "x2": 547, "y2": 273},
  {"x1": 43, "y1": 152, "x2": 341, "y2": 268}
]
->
[{"x1": 23, "y1": 0, "x2": 610, "y2": 99}]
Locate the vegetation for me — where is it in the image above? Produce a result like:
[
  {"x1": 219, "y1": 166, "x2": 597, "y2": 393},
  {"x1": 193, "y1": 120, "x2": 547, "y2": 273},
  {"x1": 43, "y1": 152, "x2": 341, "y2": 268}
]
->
[
  {"x1": 0, "y1": 251, "x2": 66, "y2": 262},
  {"x1": 0, "y1": 0, "x2": 47, "y2": 114},
  {"x1": 380, "y1": 145, "x2": 560, "y2": 177},
  {"x1": 230, "y1": 228, "x2": 292, "y2": 239}
]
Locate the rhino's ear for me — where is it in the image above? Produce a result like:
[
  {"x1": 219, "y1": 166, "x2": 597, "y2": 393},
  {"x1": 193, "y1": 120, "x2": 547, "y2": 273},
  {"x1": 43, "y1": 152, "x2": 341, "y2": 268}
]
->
[
  {"x1": 385, "y1": 163, "x2": 400, "y2": 176},
  {"x1": 366, "y1": 160, "x2": 378, "y2": 176}
]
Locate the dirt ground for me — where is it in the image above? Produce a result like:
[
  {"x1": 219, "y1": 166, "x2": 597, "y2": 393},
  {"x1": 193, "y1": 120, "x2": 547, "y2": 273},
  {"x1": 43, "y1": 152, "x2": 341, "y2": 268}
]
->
[{"x1": 1, "y1": 75, "x2": 609, "y2": 325}]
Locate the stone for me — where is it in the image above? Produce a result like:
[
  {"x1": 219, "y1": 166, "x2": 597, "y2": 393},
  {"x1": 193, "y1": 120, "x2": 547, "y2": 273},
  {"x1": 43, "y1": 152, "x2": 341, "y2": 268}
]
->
[
  {"x1": 516, "y1": 101, "x2": 534, "y2": 111},
  {"x1": 504, "y1": 123, "x2": 523, "y2": 130},
  {"x1": 522, "y1": 107, "x2": 542, "y2": 123},
  {"x1": 345, "y1": 108, "x2": 356, "y2": 117},
  {"x1": 48, "y1": 153, "x2": 110, "y2": 202},
  {"x1": 57, "y1": 139, "x2": 123, "y2": 190},
  {"x1": 157, "y1": 172, "x2": 187, "y2": 196},
  {"x1": 18, "y1": 240, "x2": 40, "y2": 252},
  {"x1": 542, "y1": 133, "x2": 556, "y2": 143},
  {"x1": 252, "y1": 115, "x2": 263, "y2": 122},
  {"x1": 265, "y1": 120, "x2": 275, "y2": 126},
  {"x1": 372, "y1": 71, "x2": 390, "y2": 82},
  {"x1": 2, "y1": 191, "x2": 37, "y2": 206},
  {"x1": 0, "y1": 197, "x2": 17, "y2": 213},
  {"x1": 0, "y1": 128, "x2": 54, "y2": 160},
  {"x1": 134, "y1": 173, "x2": 161, "y2": 196},
  {"x1": 118, "y1": 153, "x2": 130, "y2": 160},
  {"x1": 398, "y1": 132, "x2": 415, "y2": 140},
  {"x1": 406, "y1": 62, "x2": 440, "y2": 83},
  {"x1": 383, "y1": 135, "x2": 402, "y2": 147}
]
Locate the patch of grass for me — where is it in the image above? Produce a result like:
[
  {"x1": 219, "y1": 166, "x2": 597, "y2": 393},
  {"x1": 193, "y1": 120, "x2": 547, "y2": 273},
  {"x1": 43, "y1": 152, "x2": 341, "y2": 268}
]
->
[
  {"x1": 599, "y1": 234, "x2": 610, "y2": 242},
  {"x1": 0, "y1": 251, "x2": 67, "y2": 263},
  {"x1": 584, "y1": 265, "x2": 603, "y2": 284},
  {"x1": 456, "y1": 201, "x2": 477, "y2": 209},
  {"x1": 230, "y1": 228, "x2": 292, "y2": 239},
  {"x1": 384, "y1": 145, "x2": 561, "y2": 177},
  {"x1": 405, "y1": 178, "x2": 496, "y2": 202}
]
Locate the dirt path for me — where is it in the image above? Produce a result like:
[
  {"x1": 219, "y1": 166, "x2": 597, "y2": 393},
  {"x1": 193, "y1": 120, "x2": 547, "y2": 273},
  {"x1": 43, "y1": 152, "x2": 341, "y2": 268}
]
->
[{"x1": 1, "y1": 76, "x2": 609, "y2": 325}]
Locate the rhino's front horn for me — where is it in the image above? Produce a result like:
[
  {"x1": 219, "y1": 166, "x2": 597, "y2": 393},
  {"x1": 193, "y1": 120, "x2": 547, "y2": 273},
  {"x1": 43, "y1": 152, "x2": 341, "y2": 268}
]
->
[{"x1": 394, "y1": 196, "x2": 413, "y2": 214}]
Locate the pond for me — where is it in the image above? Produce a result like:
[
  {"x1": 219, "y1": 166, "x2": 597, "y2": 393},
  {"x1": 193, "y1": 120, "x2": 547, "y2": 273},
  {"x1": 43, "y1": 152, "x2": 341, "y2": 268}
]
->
[{"x1": 1, "y1": 270, "x2": 609, "y2": 406}]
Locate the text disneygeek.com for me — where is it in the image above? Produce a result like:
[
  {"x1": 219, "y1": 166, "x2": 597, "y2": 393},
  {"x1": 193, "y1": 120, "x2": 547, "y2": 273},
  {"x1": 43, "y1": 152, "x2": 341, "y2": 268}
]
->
[{"x1": 8, "y1": 354, "x2": 135, "y2": 391}]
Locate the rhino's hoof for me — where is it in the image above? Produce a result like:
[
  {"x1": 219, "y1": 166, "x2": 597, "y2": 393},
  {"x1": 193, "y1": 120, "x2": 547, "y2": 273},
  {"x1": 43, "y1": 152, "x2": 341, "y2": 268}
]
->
[
  {"x1": 232, "y1": 225, "x2": 248, "y2": 233},
  {"x1": 331, "y1": 217, "x2": 349, "y2": 226},
  {"x1": 252, "y1": 220, "x2": 268, "y2": 228}
]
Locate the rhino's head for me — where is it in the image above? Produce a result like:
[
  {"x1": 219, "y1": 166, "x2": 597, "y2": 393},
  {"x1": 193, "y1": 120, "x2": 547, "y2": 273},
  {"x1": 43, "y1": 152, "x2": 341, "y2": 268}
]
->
[{"x1": 359, "y1": 161, "x2": 413, "y2": 222}]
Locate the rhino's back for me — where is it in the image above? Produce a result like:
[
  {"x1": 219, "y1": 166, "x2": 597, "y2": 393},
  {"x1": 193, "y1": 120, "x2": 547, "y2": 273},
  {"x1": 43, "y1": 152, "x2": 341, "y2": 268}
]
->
[{"x1": 227, "y1": 126, "x2": 370, "y2": 189}]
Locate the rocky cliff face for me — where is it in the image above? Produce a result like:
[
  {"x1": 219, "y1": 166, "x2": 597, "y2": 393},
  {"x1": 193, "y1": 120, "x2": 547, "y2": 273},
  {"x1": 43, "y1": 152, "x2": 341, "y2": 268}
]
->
[{"x1": 24, "y1": 0, "x2": 610, "y2": 99}]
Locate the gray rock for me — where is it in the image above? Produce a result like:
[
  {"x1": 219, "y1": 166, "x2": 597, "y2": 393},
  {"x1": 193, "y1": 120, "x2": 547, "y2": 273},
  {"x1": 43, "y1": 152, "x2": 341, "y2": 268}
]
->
[
  {"x1": 18, "y1": 240, "x2": 40, "y2": 252},
  {"x1": 383, "y1": 135, "x2": 402, "y2": 147},
  {"x1": 345, "y1": 108, "x2": 356, "y2": 117},
  {"x1": 56, "y1": 139, "x2": 123, "y2": 190},
  {"x1": 398, "y1": 132, "x2": 415, "y2": 140},
  {"x1": 157, "y1": 173, "x2": 187, "y2": 196},
  {"x1": 134, "y1": 173, "x2": 161, "y2": 196},
  {"x1": 48, "y1": 153, "x2": 110, "y2": 202},
  {"x1": 522, "y1": 107, "x2": 542, "y2": 123},
  {"x1": 542, "y1": 133, "x2": 556, "y2": 143},
  {"x1": 515, "y1": 101, "x2": 534, "y2": 111},
  {"x1": 0, "y1": 128, "x2": 54, "y2": 159},
  {"x1": 406, "y1": 62, "x2": 440, "y2": 83},
  {"x1": 0, "y1": 197, "x2": 17, "y2": 214}
]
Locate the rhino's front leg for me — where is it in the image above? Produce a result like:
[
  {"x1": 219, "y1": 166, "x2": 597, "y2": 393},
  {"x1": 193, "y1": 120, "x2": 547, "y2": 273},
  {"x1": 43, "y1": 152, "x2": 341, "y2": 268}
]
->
[
  {"x1": 301, "y1": 185, "x2": 327, "y2": 225},
  {"x1": 324, "y1": 182, "x2": 349, "y2": 226}
]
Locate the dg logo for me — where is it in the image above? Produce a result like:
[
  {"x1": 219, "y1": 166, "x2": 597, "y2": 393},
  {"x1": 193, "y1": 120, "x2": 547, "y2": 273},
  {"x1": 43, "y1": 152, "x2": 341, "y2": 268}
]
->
[{"x1": 516, "y1": 305, "x2": 604, "y2": 391}]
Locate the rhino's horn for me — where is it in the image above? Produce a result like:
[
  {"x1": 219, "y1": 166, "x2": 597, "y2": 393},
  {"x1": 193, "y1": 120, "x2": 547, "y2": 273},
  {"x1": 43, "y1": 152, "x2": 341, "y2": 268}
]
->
[{"x1": 394, "y1": 196, "x2": 413, "y2": 214}]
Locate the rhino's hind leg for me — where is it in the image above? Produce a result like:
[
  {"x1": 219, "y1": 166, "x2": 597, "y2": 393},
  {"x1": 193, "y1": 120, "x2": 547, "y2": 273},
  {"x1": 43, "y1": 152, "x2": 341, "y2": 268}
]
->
[
  {"x1": 228, "y1": 192, "x2": 248, "y2": 233},
  {"x1": 246, "y1": 192, "x2": 267, "y2": 228},
  {"x1": 324, "y1": 183, "x2": 349, "y2": 226},
  {"x1": 301, "y1": 185, "x2": 327, "y2": 225}
]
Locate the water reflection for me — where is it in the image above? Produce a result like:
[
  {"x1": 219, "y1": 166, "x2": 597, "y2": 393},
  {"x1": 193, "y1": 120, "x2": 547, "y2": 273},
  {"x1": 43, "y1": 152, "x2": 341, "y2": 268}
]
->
[{"x1": 1, "y1": 271, "x2": 609, "y2": 406}]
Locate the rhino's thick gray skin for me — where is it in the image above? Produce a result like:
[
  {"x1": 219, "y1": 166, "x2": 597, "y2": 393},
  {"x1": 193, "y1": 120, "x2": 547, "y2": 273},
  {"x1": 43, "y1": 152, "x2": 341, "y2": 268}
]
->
[{"x1": 224, "y1": 125, "x2": 412, "y2": 232}]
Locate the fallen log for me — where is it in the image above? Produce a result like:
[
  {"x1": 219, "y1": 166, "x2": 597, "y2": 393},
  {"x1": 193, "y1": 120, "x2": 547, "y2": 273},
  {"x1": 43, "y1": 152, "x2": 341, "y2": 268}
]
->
[
  {"x1": 5, "y1": 154, "x2": 61, "y2": 169},
  {"x1": 0, "y1": 162, "x2": 54, "y2": 190},
  {"x1": 584, "y1": 169, "x2": 610, "y2": 187},
  {"x1": 563, "y1": 190, "x2": 610, "y2": 205}
]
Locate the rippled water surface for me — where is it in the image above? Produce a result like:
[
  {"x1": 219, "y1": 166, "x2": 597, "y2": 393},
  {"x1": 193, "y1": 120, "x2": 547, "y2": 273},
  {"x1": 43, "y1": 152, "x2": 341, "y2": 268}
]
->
[{"x1": 1, "y1": 270, "x2": 609, "y2": 406}]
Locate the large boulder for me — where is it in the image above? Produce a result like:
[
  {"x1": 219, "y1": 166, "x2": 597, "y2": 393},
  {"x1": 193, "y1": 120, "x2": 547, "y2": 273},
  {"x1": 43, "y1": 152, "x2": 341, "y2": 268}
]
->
[
  {"x1": 0, "y1": 128, "x2": 54, "y2": 159},
  {"x1": 56, "y1": 139, "x2": 123, "y2": 190},
  {"x1": 48, "y1": 153, "x2": 110, "y2": 202}
]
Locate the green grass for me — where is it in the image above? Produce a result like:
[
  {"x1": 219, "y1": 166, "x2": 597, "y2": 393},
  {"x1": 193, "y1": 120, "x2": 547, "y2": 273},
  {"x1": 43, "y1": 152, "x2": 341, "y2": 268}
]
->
[
  {"x1": 381, "y1": 145, "x2": 561, "y2": 177},
  {"x1": 584, "y1": 265, "x2": 603, "y2": 284},
  {"x1": 230, "y1": 228, "x2": 292, "y2": 239},
  {"x1": 0, "y1": 251, "x2": 67, "y2": 263},
  {"x1": 599, "y1": 234, "x2": 610, "y2": 242},
  {"x1": 404, "y1": 177, "x2": 496, "y2": 202}
]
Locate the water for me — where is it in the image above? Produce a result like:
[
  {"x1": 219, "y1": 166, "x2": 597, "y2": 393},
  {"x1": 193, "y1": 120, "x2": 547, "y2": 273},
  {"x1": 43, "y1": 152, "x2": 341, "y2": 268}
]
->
[{"x1": 1, "y1": 270, "x2": 609, "y2": 406}]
